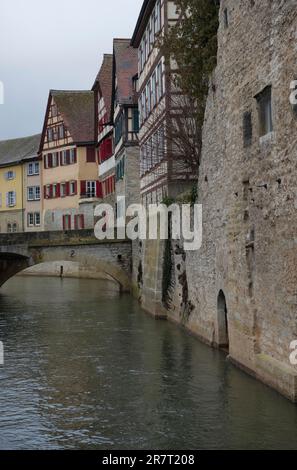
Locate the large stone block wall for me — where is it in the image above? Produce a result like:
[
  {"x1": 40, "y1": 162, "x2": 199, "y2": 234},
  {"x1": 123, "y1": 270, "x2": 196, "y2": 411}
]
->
[{"x1": 183, "y1": 0, "x2": 297, "y2": 400}]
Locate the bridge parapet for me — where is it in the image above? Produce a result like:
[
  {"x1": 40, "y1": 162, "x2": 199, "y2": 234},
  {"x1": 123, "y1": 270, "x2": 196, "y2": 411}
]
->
[{"x1": 0, "y1": 230, "x2": 132, "y2": 291}]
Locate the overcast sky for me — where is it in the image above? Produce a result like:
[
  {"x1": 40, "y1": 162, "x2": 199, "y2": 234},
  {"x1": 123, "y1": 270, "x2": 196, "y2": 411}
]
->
[{"x1": 0, "y1": 0, "x2": 143, "y2": 140}]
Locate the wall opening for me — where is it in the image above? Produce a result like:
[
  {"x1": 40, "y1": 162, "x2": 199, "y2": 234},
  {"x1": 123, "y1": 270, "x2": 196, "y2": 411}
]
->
[{"x1": 217, "y1": 290, "x2": 229, "y2": 352}]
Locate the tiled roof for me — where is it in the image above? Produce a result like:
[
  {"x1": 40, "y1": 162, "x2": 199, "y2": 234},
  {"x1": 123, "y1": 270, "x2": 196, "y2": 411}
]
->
[
  {"x1": 92, "y1": 54, "x2": 113, "y2": 120},
  {"x1": 113, "y1": 39, "x2": 138, "y2": 105},
  {"x1": 0, "y1": 134, "x2": 41, "y2": 167},
  {"x1": 51, "y1": 90, "x2": 95, "y2": 143}
]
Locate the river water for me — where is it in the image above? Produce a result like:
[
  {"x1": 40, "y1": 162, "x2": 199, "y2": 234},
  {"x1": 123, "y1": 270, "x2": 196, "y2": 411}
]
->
[{"x1": 0, "y1": 276, "x2": 296, "y2": 450}]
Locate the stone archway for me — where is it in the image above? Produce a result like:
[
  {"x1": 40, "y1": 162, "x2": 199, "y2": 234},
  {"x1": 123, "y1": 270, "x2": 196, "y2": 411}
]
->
[
  {"x1": 217, "y1": 290, "x2": 229, "y2": 351},
  {"x1": 0, "y1": 251, "x2": 131, "y2": 293}
]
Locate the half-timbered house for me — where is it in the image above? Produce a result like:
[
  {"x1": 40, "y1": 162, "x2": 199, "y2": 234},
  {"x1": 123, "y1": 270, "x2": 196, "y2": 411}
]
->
[{"x1": 40, "y1": 90, "x2": 101, "y2": 231}]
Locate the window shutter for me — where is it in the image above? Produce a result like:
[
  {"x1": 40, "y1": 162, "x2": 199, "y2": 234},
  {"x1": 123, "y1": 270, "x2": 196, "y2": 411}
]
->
[
  {"x1": 74, "y1": 181, "x2": 78, "y2": 195},
  {"x1": 80, "y1": 215, "x2": 85, "y2": 230},
  {"x1": 6, "y1": 193, "x2": 9, "y2": 207},
  {"x1": 44, "y1": 186, "x2": 47, "y2": 199},
  {"x1": 96, "y1": 181, "x2": 102, "y2": 198},
  {"x1": 80, "y1": 180, "x2": 86, "y2": 196},
  {"x1": 66, "y1": 150, "x2": 70, "y2": 165},
  {"x1": 73, "y1": 149, "x2": 77, "y2": 164},
  {"x1": 86, "y1": 148, "x2": 96, "y2": 162},
  {"x1": 106, "y1": 139, "x2": 112, "y2": 157},
  {"x1": 56, "y1": 183, "x2": 61, "y2": 198},
  {"x1": 62, "y1": 215, "x2": 66, "y2": 231},
  {"x1": 49, "y1": 185, "x2": 53, "y2": 198},
  {"x1": 13, "y1": 191, "x2": 16, "y2": 206},
  {"x1": 48, "y1": 153, "x2": 53, "y2": 168},
  {"x1": 65, "y1": 182, "x2": 70, "y2": 196},
  {"x1": 74, "y1": 215, "x2": 78, "y2": 230},
  {"x1": 60, "y1": 152, "x2": 63, "y2": 166}
]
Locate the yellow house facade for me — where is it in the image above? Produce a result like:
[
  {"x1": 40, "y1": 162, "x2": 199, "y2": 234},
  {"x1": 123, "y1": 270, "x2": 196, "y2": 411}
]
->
[{"x1": 0, "y1": 135, "x2": 41, "y2": 233}]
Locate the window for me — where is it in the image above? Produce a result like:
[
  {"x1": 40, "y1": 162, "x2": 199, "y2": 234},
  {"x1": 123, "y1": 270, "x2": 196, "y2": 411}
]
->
[
  {"x1": 27, "y1": 213, "x2": 34, "y2": 227},
  {"x1": 151, "y1": 72, "x2": 157, "y2": 108},
  {"x1": 27, "y1": 187, "x2": 34, "y2": 201},
  {"x1": 28, "y1": 163, "x2": 34, "y2": 176},
  {"x1": 52, "y1": 184, "x2": 57, "y2": 198},
  {"x1": 47, "y1": 128, "x2": 53, "y2": 142},
  {"x1": 70, "y1": 148, "x2": 76, "y2": 164},
  {"x1": 27, "y1": 186, "x2": 40, "y2": 201},
  {"x1": 157, "y1": 62, "x2": 163, "y2": 101},
  {"x1": 7, "y1": 191, "x2": 16, "y2": 207},
  {"x1": 70, "y1": 181, "x2": 76, "y2": 195},
  {"x1": 86, "y1": 181, "x2": 96, "y2": 198},
  {"x1": 256, "y1": 86, "x2": 273, "y2": 137},
  {"x1": 58, "y1": 124, "x2": 65, "y2": 139},
  {"x1": 115, "y1": 115, "x2": 123, "y2": 146},
  {"x1": 62, "y1": 214, "x2": 71, "y2": 231},
  {"x1": 52, "y1": 152, "x2": 58, "y2": 167},
  {"x1": 28, "y1": 162, "x2": 39, "y2": 175},
  {"x1": 34, "y1": 212, "x2": 41, "y2": 226},
  {"x1": 132, "y1": 109, "x2": 139, "y2": 133},
  {"x1": 62, "y1": 150, "x2": 67, "y2": 165},
  {"x1": 7, "y1": 223, "x2": 12, "y2": 233},
  {"x1": 61, "y1": 183, "x2": 66, "y2": 197},
  {"x1": 12, "y1": 223, "x2": 17, "y2": 233},
  {"x1": 6, "y1": 171, "x2": 14, "y2": 180}
]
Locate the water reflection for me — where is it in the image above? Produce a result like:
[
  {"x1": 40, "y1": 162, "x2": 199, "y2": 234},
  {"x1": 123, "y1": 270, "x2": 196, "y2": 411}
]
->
[{"x1": 0, "y1": 276, "x2": 296, "y2": 449}]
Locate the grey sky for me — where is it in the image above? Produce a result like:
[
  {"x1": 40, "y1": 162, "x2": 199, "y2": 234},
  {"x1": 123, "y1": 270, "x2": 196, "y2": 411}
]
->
[{"x1": 0, "y1": 0, "x2": 143, "y2": 140}]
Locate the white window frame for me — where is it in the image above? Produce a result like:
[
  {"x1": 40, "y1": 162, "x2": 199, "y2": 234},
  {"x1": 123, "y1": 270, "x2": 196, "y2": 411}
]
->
[
  {"x1": 34, "y1": 212, "x2": 41, "y2": 226},
  {"x1": 86, "y1": 181, "x2": 96, "y2": 198},
  {"x1": 7, "y1": 191, "x2": 16, "y2": 207},
  {"x1": 27, "y1": 213, "x2": 34, "y2": 227}
]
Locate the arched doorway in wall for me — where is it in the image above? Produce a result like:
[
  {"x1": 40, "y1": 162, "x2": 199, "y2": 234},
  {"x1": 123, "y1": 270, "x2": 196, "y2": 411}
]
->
[{"x1": 217, "y1": 290, "x2": 229, "y2": 352}]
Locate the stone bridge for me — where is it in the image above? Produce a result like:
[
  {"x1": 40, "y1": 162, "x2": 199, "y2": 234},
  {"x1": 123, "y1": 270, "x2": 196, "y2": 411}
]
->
[{"x1": 0, "y1": 229, "x2": 132, "y2": 292}]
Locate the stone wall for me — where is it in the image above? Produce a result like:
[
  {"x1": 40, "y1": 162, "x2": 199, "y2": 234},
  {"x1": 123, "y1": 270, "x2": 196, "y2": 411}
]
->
[{"x1": 136, "y1": 0, "x2": 297, "y2": 401}]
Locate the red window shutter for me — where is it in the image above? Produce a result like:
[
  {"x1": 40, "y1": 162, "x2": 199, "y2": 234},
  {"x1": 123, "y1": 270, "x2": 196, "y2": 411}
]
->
[
  {"x1": 80, "y1": 180, "x2": 86, "y2": 196},
  {"x1": 56, "y1": 183, "x2": 61, "y2": 198},
  {"x1": 106, "y1": 138, "x2": 112, "y2": 158},
  {"x1": 49, "y1": 185, "x2": 53, "y2": 198},
  {"x1": 96, "y1": 181, "x2": 102, "y2": 198},
  {"x1": 87, "y1": 147, "x2": 96, "y2": 162},
  {"x1": 62, "y1": 215, "x2": 66, "y2": 230},
  {"x1": 44, "y1": 186, "x2": 47, "y2": 198},
  {"x1": 65, "y1": 182, "x2": 70, "y2": 196}
]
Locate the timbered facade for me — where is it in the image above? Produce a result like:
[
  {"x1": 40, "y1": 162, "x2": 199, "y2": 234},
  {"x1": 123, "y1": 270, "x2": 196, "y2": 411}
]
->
[
  {"x1": 112, "y1": 39, "x2": 140, "y2": 217},
  {"x1": 132, "y1": 0, "x2": 194, "y2": 205},
  {"x1": 93, "y1": 54, "x2": 115, "y2": 207},
  {"x1": 40, "y1": 90, "x2": 101, "y2": 231}
]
